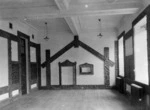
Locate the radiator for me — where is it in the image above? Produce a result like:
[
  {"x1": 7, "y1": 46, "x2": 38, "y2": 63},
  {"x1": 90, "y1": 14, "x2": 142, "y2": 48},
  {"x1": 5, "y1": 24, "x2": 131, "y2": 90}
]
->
[
  {"x1": 131, "y1": 84, "x2": 143, "y2": 100},
  {"x1": 116, "y1": 77, "x2": 124, "y2": 93}
]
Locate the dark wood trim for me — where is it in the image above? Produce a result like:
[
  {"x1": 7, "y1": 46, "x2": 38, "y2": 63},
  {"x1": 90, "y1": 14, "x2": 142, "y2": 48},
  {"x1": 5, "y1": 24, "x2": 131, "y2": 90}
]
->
[
  {"x1": 79, "y1": 41, "x2": 114, "y2": 67},
  {"x1": 59, "y1": 60, "x2": 77, "y2": 86},
  {"x1": 104, "y1": 47, "x2": 110, "y2": 87},
  {"x1": 46, "y1": 50, "x2": 51, "y2": 86},
  {"x1": 40, "y1": 85, "x2": 109, "y2": 90},
  {"x1": 117, "y1": 31, "x2": 125, "y2": 77},
  {"x1": 124, "y1": 29, "x2": 135, "y2": 80},
  {"x1": 17, "y1": 31, "x2": 30, "y2": 94},
  {"x1": 0, "y1": 86, "x2": 9, "y2": 95},
  {"x1": 74, "y1": 35, "x2": 79, "y2": 48},
  {"x1": 59, "y1": 63, "x2": 62, "y2": 86},
  {"x1": 41, "y1": 38, "x2": 115, "y2": 68},
  {"x1": 124, "y1": 29, "x2": 133, "y2": 40},
  {"x1": 41, "y1": 41, "x2": 74, "y2": 68},
  {"x1": 11, "y1": 84, "x2": 20, "y2": 91},
  {"x1": 115, "y1": 41, "x2": 119, "y2": 78},
  {"x1": 132, "y1": 5, "x2": 150, "y2": 26},
  {"x1": 79, "y1": 63, "x2": 94, "y2": 75},
  {"x1": 37, "y1": 44, "x2": 41, "y2": 89},
  {"x1": 118, "y1": 31, "x2": 125, "y2": 40},
  {"x1": 8, "y1": 38, "x2": 12, "y2": 98},
  {"x1": 147, "y1": 9, "x2": 150, "y2": 87},
  {"x1": 0, "y1": 29, "x2": 20, "y2": 99},
  {"x1": 29, "y1": 42, "x2": 41, "y2": 89}
]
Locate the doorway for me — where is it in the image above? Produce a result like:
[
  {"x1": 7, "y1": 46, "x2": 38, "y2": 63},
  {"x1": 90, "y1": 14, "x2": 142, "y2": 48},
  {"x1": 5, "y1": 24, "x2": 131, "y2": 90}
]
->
[
  {"x1": 59, "y1": 60, "x2": 76, "y2": 86},
  {"x1": 20, "y1": 38, "x2": 27, "y2": 95}
]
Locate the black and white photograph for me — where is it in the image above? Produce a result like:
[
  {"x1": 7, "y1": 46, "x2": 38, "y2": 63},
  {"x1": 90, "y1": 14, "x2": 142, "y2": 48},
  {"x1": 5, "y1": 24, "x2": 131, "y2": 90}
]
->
[{"x1": 0, "y1": 0, "x2": 150, "y2": 110}]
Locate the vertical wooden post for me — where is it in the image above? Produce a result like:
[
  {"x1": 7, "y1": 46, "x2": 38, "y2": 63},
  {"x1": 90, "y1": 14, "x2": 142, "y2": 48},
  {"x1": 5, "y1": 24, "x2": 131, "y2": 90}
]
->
[
  {"x1": 46, "y1": 50, "x2": 50, "y2": 87},
  {"x1": 8, "y1": 39, "x2": 12, "y2": 99},
  {"x1": 104, "y1": 47, "x2": 110, "y2": 87},
  {"x1": 59, "y1": 62, "x2": 62, "y2": 86},
  {"x1": 115, "y1": 41, "x2": 119, "y2": 77},
  {"x1": 37, "y1": 44, "x2": 41, "y2": 89},
  {"x1": 74, "y1": 62, "x2": 77, "y2": 85}
]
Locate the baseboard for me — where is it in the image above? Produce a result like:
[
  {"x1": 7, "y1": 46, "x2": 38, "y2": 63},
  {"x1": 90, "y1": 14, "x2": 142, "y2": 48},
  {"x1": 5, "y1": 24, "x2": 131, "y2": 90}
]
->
[{"x1": 40, "y1": 85, "x2": 114, "y2": 90}]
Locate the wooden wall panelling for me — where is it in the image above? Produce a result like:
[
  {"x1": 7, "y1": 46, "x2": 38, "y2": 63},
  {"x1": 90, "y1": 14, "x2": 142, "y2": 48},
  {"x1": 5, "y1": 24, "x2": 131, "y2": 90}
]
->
[
  {"x1": 115, "y1": 41, "x2": 119, "y2": 78},
  {"x1": 30, "y1": 42, "x2": 41, "y2": 89},
  {"x1": 10, "y1": 35, "x2": 21, "y2": 98},
  {"x1": 79, "y1": 41, "x2": 114, "y2": 67},
  {"x1": 18, "y1": 31, "x2": 31, "y2": 94},
  {"x1": 37, "y1": 44, "x2": 41, "y2": 89},
  {"x1": 0, "y1": 29, "x2": 21, "y2": 100},
  {"x1": 124, "y1": 29, "x2": 134, "y2": 80},
  {"x1": 104, "y1": 47, "x2": 110, "y2": 87},
  {"x1": 41, "y1": 41, "x2": 74, "y2": 68},
  {"x1": 46, "y1": 50, "x2": 51, "y2": 86},
  {"x1": 0, "y1": 87, "x2": 9, "y2": 95}
]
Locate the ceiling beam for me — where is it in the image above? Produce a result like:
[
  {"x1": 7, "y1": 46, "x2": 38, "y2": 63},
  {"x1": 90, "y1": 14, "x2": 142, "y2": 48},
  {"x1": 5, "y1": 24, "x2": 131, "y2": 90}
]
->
[{"x1": 54, "y1": 0, "x2": 80, "y2": 35}]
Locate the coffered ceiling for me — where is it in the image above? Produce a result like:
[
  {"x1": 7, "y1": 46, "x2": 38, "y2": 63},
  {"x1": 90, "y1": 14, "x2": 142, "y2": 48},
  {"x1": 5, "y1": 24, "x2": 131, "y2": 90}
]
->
[{"x1": 0, "y1": 0, "x2": 144, "y2": 35}]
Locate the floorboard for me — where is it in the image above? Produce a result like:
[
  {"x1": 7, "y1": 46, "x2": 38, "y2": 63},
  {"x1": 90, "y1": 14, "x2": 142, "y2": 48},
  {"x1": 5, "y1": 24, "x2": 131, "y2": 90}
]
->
[{"x1": 0, "y1": 90, "x2": 142, "y2": 110}]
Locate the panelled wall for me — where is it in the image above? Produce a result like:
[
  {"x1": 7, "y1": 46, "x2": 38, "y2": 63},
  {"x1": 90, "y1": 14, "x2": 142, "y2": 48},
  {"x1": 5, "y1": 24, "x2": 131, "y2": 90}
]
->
[
  {"x1": 39, "y1": 29, "x2": 116, "y2": 88},
  {"x1": 0, "y1": 19, "x2": 40, "y2": 105}
]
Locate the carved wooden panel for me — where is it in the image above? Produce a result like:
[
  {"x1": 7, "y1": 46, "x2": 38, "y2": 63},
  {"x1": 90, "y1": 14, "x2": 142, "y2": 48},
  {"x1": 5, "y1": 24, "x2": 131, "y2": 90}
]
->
[
  {"x1": 31, "y1": 63, "x2": 37, "y2": 80},
  {"x1": 79, "y1": 63, "x2": 94, "y2": 75},
  {"x1": 12, "y1": 63, "x2": 19, "y2": 84},
  {"x1": 59, "y1": 60, "x2": 76, "y2": 86}
]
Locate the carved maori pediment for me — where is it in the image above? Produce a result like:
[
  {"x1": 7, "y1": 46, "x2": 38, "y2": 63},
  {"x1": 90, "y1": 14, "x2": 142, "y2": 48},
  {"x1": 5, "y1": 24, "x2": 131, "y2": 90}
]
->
[{"x1": 59, "y1": 59, "x2": 76, "y2": 66}]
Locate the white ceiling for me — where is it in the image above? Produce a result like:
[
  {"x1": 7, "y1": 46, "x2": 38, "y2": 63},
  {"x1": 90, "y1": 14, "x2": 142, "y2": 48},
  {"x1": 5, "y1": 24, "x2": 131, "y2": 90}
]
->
[{"x1": 0, "y1": 0, "x2": 144, "y2": 35}]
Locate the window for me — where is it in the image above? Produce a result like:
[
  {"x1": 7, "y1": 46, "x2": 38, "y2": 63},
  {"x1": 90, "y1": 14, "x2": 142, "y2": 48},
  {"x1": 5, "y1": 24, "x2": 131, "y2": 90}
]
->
[
  {"x1": 133, "y1": 16, "x2": 149, "y2": 85},
  {"x1": 118, "y1": 33, "x2": 125, "y2": 77}
]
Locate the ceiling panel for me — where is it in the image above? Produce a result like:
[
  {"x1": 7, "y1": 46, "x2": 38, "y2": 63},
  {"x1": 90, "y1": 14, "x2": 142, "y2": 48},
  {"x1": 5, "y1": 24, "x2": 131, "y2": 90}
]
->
[
  {"x1": 79, "y1": 15, "x2": 122, "y2": 31},
  {"x1": 0, "y1": 0, "x2": 56, "y2": 9},
  {"x1": 26, "y1": 18, "x2": 71, "y2": 32}
]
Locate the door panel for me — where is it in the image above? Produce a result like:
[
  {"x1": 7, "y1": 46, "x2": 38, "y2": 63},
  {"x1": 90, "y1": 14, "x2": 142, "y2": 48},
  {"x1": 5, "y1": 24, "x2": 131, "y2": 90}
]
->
[
  {"x1": 20, "y1": 38, "x2": 27, "y2": 95},
  {"x1": 62, "y1": 67, "x2": 73, "y2": 85}
]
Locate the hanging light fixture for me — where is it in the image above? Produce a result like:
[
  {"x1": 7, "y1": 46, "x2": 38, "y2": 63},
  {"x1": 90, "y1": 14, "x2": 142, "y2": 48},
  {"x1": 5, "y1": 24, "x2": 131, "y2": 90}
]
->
[
  {"x1": 44, "y1": 22, "x2": 49, "y2": 41},
  {"x1": 97, "y1": 19, "x2": 103, "y2": 38}
]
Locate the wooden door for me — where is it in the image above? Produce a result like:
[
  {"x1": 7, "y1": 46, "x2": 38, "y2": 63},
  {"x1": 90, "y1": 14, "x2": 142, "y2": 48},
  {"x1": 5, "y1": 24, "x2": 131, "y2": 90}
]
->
[{"x1": 20, "y1": 38, "x2": 27, "y2": 95}]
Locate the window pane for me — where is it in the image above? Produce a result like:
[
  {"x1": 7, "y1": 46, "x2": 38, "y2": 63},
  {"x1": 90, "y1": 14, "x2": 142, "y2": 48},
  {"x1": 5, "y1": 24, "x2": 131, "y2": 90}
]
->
[
  {"x1": 118, "y1": 37, "x2": 124, "y2": 77},
  {"x1": 125, "y1": 37, "x2": 133, "y2": 56},
  {"x1": 30, "y1": 47, "x2": 36, "y2": 62},
  {"x1": 134, "y1": 16, "x2": 149, "y2": 85},
  {"x1": 0, "y1": 37, "x2": 9, "y2": 87},
  {"x1": 11, "y1": 41, "x2": 18, "y2": 61}
]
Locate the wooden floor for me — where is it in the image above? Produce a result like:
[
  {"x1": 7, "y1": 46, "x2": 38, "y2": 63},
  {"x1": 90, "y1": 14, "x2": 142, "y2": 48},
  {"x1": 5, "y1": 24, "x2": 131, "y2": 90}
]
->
[{"x1": 0, "y1": 90, "x2": 141, "y2": 110}]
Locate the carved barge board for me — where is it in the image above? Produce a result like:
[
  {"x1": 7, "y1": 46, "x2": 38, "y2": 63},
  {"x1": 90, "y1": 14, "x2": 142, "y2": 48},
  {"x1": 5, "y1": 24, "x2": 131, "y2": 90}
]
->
[
  {"x1": 46, "y1": 50, "x2": 51, "y2": 86},
  {"x1": 41, "y1": 36, "x2": 115, "y2": 68},
  {"x1": 79, "y1": 41, "x2": 114, "y2": 67},
  {"x1": 41, "y1": 41, "x2": 74, "y2": 68},
  {"x1": 104, "y1": 47, "x2": 110, "y2": 87}
]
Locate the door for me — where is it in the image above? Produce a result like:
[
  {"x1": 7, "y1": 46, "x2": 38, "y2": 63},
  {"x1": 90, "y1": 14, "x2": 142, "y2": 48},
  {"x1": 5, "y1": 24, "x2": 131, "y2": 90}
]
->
[
  {"x1": 20, "y1": 38, "x2": 27, "y2": 95},
  {"x1": 62, "y1": 67, "x2": 73, "y2": 85}
]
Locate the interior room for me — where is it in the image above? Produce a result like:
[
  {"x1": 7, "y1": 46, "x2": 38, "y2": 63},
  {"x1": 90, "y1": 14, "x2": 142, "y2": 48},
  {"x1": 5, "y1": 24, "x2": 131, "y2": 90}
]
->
[{"x1": 0, "y1": 0, "x2": 150, "y2": 110}]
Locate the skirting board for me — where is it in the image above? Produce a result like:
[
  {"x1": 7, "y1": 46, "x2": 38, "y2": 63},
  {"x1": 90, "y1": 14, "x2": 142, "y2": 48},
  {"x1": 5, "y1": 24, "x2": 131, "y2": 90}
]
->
[{"x1": 40, "y1": 85, "x2": 114, "y2": 90}]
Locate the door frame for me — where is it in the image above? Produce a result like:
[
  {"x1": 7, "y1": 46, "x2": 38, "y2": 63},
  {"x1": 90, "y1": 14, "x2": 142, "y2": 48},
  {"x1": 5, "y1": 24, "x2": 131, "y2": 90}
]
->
[
  {"x1": 29, "y1": 42, "x2": 41, "y2": 89},
  {"x1": 18, "y1": 31, "x2": 30, "y2": 94},
  {"x1": 59, "y1": 60, "x2": 76, "y2": 86}
]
